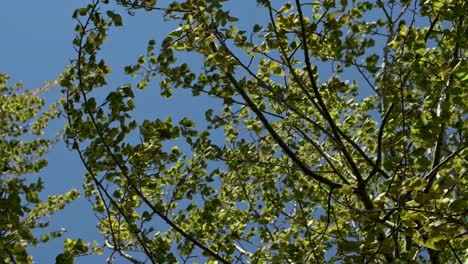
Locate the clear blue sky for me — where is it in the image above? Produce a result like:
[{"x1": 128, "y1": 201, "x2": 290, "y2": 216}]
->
[{"x1": 1, "y1": 1, "x2": 263, "y2": 263}]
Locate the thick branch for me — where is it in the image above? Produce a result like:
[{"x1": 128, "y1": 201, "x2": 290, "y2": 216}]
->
[
  {"x1": 294, "y1": 0, "x2": 373, "y2": 210},
  {"x1": 217, "y1": 47, "x2": 342, "y2": 189}
]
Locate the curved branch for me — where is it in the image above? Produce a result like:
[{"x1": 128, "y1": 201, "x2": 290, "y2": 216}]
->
[{"x1": 219, "y1": 54, "x2": 342, "y2": 189}]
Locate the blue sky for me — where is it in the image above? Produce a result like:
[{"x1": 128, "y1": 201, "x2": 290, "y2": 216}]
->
[
  {"x1": 1, "y1": 1, "x2": 103, "y2": 263},
  {"x1": 0, "y1": 1, "x2": 263, "y2": 263}
]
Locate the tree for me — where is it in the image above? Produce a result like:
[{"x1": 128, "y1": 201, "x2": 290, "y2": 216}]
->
[
  {"x1": 60, "y1": 0, "x2": 467, "y2": 263},
  {"x1": 0, "y1": 73, "x2": 80, "y2": 263}
]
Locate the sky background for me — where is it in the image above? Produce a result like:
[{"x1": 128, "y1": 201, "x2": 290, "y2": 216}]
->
[
  {"x1": 0, "y1": 1, "x2": 262, "y2": 263},
  {"x1": 2, "y1": 1, "x2": 106, "y2": 263}
]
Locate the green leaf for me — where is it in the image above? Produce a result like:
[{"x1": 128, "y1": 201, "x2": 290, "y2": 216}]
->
[
  {"x1": 107, "y1": 11, "x2": 123, "y2": 26},
  {"x1": 55, "y1": 252, "x2": 74, "y2": 264}
]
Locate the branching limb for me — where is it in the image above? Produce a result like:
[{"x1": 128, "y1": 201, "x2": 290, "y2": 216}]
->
[{"x1": 104, "y1": 236, "x2": 145, "y2": 264}]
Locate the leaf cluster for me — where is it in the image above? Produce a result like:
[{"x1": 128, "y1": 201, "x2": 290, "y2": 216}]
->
[{"x1": 60, "y1": 0, "x2": 467, "y2": 263}]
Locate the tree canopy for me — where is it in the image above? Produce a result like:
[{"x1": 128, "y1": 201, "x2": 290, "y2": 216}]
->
[
  {"x1": 0, "y1": 74, "x2": 79, "y2": 263},
  {"x1": 1, "y1": 0, "x2": 467, "y2": 263}
]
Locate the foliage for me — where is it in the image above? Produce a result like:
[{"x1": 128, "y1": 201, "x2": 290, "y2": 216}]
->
[
  {"x1": 60, "y1": 0, "x2": 467, "y2": 263},
  {"x1": 0, "y1": 74, "x2": 80, "y2": 263}
]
